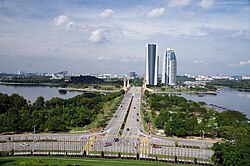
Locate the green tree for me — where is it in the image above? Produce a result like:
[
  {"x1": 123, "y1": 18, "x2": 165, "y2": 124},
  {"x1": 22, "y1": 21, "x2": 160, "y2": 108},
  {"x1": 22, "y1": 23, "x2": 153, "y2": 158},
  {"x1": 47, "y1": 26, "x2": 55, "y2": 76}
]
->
[{"x1": 34, "y1": 96, "x2": 45, "y2": 109}]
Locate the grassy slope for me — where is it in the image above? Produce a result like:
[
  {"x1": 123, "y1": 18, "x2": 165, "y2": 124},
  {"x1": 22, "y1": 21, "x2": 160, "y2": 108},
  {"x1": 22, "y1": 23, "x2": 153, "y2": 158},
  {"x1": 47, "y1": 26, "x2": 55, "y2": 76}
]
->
[
  {"x1": 85, "y1": 96, "x2": 123, "y2": 131},
  {"x1": 0, "y1": 156, "x2": 188, "y2": 166}
]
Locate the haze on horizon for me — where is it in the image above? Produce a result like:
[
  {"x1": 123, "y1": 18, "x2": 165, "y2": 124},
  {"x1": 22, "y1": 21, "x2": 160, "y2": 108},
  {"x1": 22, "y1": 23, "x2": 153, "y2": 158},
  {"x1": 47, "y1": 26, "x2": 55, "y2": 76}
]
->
[{"x1": 0, "y1": 0, "x2": 250, "y2": 76}]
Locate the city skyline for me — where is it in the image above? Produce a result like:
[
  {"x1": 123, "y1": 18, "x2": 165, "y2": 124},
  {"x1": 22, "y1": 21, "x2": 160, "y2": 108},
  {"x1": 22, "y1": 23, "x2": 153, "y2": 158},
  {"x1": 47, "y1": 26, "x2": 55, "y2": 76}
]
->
[{"x1": 0, "y1": 0, "x2": 250, "y2": 75}]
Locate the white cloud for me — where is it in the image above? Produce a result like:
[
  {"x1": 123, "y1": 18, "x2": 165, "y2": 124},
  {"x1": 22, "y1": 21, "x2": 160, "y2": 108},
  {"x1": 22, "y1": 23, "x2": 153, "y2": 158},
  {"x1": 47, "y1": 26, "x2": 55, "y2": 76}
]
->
[
  {"x1": 168, "y1": 0, "x2": 192, "y2": 7},
  {"x1": 53, "y1": 15, "x2": 69, "y2": 25},
  {"x1": 120, "y1": 57, "x2": 143, "y2": 63},
  {"x1": 147, "y1": 8, "x2": 166, "y2": 18},
  {"x1": 89, "y1": 29, "x2": 106, "y2": 43},
  {"x1": 99, "y1": 9, "x2": 114, "y2": 19},
  {"x1": 192, "y1": 60, "x2": 208, "y2": 64},
  {"x1": 66, "y1": 21, "x2": 75, "y2": 30},
  {"x1": 228, "y1": 60, "x2": 250, "y2": 67},
  {"x1": 200, "y1": 0, "x2": 214, "y2": 9},
  {"x1": 232, "y1": 30, "x2": 250, "y2": 41},
  {"x1": 98, "y1": 56, "x2": 110, "y2": 60},
  {"x1": 240, "y1": 60, "x2": 250, "y2": 65}
]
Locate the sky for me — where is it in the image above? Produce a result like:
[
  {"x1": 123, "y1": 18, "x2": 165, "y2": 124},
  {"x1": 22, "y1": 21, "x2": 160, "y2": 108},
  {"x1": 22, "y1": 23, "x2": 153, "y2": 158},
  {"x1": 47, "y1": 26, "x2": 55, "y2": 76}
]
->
[{"x1": 0, "y1": 0, "x2": 250, "y2": 76}]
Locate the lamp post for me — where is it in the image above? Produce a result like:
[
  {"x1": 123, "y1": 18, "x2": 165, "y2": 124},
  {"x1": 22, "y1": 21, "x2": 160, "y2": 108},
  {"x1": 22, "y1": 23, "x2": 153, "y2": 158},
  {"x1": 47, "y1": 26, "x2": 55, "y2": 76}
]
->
[{"x1": 33, "y1": 124, "x2": 37, "y2": 134}]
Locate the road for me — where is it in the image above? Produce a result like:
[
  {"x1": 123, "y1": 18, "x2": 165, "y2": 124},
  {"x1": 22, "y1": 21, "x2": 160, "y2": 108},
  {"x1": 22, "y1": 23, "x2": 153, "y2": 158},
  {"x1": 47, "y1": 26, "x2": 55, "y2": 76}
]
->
[
  {"x1": 122, "y1": 87, "x2": 143, "y2": 138},
  {"x1": 0, "y1": 86, "x2": 215, "y2": 162},
  {"x1": 104, "y1": 88, "x2": 133, "y2": 137}
]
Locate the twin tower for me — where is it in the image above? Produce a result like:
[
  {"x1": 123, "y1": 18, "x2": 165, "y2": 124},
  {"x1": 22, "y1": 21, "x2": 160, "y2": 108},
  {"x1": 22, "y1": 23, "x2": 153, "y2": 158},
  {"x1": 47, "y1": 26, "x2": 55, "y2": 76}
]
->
[{"x1": 145, "y1": 43, "x2": 177, "y2": 86}]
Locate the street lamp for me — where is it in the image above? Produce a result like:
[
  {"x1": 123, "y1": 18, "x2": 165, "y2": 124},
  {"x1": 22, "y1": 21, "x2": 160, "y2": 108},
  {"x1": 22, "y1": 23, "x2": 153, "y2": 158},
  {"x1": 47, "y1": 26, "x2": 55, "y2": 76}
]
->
[{"x1": 33, "y1": 124, "x2": 37, "y2": 134}]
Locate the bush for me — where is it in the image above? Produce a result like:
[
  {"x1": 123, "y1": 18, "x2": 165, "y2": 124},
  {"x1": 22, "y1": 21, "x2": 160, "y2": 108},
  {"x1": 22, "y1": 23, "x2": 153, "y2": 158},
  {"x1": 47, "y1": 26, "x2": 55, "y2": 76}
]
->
[{"x1": 101, "y1": 151, "x2": 104, "y2": 158}]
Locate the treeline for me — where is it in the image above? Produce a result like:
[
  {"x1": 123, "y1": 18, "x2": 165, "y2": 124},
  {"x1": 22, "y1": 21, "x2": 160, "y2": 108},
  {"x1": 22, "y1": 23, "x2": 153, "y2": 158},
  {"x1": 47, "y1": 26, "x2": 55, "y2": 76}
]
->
[
  {"x1": 145, "y1": 92, "x2": 249, "y2": 138},
  {"x1": 70, "y1": 76, "x2": 104, "y2": 84},
  {"x1": 209, "y1": 79, "x2": 250, "y2": 90},
  {"x1": 176, "y1": 76, "x2": 195, "y2": 82},
  {"x1": 0, "y1": 90, "x2": 124, "y2": 133},
  {"x1": 1, "y1": 76, "x2": 64, "y2": 84},
  {"x1": 1, "y1": 75, "x2": 126, "y2": 87}
]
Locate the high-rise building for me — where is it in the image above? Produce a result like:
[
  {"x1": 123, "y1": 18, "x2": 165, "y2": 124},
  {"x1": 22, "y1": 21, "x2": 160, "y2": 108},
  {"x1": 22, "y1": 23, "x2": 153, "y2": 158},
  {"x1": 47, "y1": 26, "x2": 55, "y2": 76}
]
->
[
  {"x1": 127, "y1": 72, "x2": 136, "y2": 78},
  {"x1": 162, "y1": 48, "x2": 177, "y2": 85},
  {"x1": 145, "y1": 43, "x2": 159, "y2": 85}
]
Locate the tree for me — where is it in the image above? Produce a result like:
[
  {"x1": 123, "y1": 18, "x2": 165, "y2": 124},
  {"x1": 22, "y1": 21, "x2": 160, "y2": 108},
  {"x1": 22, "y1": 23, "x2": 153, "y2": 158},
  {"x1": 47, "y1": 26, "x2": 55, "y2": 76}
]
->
[
  {"x1": 34, "y1": 96, "x2": 45, "y2": 109},
  {"x1": 45, "y1": 117, "x2": 66, "y2": 132},
  {"x1": 163, "y1": 121, "x2": 171, "y2": 136},
  {"x1": 155, "y1": 109, "x2": 170, "y2": 128}
]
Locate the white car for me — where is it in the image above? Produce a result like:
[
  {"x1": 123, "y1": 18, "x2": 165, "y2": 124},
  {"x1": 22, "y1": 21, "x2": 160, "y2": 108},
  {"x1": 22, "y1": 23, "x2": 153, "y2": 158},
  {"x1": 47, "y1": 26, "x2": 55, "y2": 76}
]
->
[{"x1": 20, "y1": 143, "x2": 29, "y2": 147}]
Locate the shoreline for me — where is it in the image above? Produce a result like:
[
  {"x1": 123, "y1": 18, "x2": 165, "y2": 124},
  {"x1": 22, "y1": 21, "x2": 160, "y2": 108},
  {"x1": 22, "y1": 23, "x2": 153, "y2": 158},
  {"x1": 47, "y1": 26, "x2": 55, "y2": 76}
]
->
[
  {"x1": 58, "y1": 87, "x2": 120, "y2": 93},
  {"x1": 150, "y1": 90, "x2": 218, "y2": 95},
  {"x1": 0, "y1": 81, "x2": 59, "y2": 87}
]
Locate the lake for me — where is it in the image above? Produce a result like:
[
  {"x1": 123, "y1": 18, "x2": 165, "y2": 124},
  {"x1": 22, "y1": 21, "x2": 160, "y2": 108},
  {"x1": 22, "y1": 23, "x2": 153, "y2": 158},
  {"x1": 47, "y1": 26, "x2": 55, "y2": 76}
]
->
[
  {"x1": 180, "y1": 88, "x2": 250, "y2": 118},
  {"x1": 0, "y1": 84, "x2": 249, "y2": 118},
  {"x1": 0, "y1": 84, "x2": 82, "y2": 103}
]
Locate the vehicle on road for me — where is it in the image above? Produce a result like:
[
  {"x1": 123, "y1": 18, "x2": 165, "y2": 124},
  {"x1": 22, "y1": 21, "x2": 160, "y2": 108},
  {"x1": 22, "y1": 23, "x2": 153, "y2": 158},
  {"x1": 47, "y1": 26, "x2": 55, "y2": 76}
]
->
[
  {"x1": 114, "y1": 138, "x2": 119, "y2": 142},
  {"x1": 126, "y1": 128, "x2": 130, "y2": 131},
  {"x1": 20, "y1": 143, "x2": 29, "y2": 147},
  {"x1": 152, "y1": 143, "x2": 161, "y2": 148},
  {"x1": 82, "y1": 137, "x2": 88, "y2": 140},
  {"x1": 104, "y1": 142, "x2": 112, "y2": 147}
]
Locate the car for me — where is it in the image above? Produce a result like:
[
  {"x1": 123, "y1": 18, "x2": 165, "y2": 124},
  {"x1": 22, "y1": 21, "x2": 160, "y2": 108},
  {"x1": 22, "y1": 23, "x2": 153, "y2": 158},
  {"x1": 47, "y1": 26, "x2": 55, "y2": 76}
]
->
[
  {"x1": 20, "y1": 143, "x2": 29, "y2": 147},
  {"x1": 114, "y1": 138, "x2": 119, "y2": 142},
  {"x1": 104, "y1": 142, "x2": 112, "y2": 147},
  {"x1": 126, "y1": 128, "x2": 130, "y2": 131},
  {"x1": 134, "y1": 107, "x2": 136, "y2": 109},
  {"x1": 152, "y1": 143, "x2": 161, "y2": 148},
  {"x1": 137, "y1": 113, "x2": 139, "y2": 116},
  {"x1": 82, "y1": 137, "x2": 88, "y2": 140},
  {"x1": 115, "y1": 115, "x2": 117, "y2": 118},
  {"x1": 137, "y1": 119, "x2": 139, "y2": 122}
]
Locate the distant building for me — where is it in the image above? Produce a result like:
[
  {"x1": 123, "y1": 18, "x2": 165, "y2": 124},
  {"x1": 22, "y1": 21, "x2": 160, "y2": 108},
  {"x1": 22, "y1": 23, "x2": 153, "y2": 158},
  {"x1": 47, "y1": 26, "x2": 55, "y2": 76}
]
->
[
  {"x1": 51, "y1": 73, "x2": 64, "y2": 79},
  {"x1": 145, "y1": 43, "x2": 159, "y2": 85},
  {"x1": 128, "y1": 72, "x2": 136, "y2": 78},
  {"x1": 17, "y1": 71, "x2": 25, "y2": 75},
  {"x1": 242, "y1": 76, "x2": 250, "y2": 80},
  {"x1": 162, "y1": 48, "x2": 177, "y2": 85},
  {"x1": 56, "y1": 71, "x2": 68, "y2": 76},
  {"x1": 195, "y1": 75, "x2": 213, "y2": 81}
]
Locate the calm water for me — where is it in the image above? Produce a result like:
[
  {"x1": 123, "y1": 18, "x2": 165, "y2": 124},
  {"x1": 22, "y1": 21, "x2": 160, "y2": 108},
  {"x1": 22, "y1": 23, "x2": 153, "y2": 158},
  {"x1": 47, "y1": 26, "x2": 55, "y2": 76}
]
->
[
  {"x1": 180, "y1": 88, "x2": 250, "y2": 118},
  {"x1": 0, "y1": 84, "x2": 82, "y2": 103},
  {"x1": 0, "y1": 85, "x2": 249, "y2": 118}
]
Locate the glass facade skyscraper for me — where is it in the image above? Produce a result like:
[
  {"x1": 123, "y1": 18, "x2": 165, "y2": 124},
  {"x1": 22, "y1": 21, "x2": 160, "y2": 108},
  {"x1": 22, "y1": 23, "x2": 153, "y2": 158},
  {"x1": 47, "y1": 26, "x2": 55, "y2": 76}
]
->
[
  {"x1": 162, "y1": 48, "x2": 177, "y2": 85},
  {"x1": 145, "y1": 44, "x2": 159, "y2": 85}
]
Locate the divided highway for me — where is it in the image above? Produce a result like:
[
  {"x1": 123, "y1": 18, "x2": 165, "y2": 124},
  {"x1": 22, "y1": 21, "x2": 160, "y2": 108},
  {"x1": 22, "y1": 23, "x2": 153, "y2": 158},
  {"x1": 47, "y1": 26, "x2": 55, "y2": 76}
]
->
[
  {"x1": 104, "y1": 88, "x2": 133, "y2": 137},
  {"x1": 122, "y1": 87, "x2": 143, "y2": 138}
]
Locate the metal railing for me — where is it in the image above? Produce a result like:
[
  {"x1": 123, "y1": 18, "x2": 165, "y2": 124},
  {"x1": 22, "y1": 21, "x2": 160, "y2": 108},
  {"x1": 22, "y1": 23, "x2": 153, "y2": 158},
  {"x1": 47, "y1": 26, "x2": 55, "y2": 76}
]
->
[{"x1": 0, "y1": 135, "x2": 212, "y2": 165}]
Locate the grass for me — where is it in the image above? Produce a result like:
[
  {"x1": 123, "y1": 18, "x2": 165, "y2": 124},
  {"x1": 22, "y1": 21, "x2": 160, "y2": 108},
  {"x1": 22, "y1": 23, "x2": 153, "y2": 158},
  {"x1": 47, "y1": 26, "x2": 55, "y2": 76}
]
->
[
  {"x1": 148, "y1": 154, "x2": 211, "y2": 162},
  {"x1": 140, "y1": 98, "x2": 149, "y2": 133},
  {"x1": 86, "y1": 96, "x2": 123, "y2": 130},
  {"x1": 0, "y1": 140, "x2": 7, "y2": 143},
  {"x1": 0, "y1": 156, "x2": 190, "y2": 166}
]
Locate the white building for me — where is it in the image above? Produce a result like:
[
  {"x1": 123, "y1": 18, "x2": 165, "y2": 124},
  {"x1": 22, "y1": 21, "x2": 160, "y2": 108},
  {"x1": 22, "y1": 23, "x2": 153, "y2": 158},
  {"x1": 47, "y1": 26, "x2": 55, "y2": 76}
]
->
[
  {"x1": 242, "y1": 76, "x2": 250, "y2": 80},
  {"x1": 162, "y1": 48, "x2": 177, "y2": 85}
]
